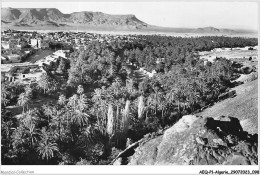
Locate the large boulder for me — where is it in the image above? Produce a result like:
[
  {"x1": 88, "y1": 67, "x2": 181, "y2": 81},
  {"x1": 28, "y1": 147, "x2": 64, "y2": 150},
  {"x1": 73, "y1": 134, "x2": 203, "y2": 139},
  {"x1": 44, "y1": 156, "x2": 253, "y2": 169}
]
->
[{"x1": 118, "y1": 115, "x2": 258, "y2": 165}]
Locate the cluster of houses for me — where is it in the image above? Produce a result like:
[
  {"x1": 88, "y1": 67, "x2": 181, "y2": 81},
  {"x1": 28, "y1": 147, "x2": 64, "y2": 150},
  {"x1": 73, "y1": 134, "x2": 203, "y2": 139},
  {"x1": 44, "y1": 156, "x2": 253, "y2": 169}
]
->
[
  {"x1": 1, "y1": 30, "x2": 48, "y2": 64},
  {"x1": 1, "y1": 63, "x2": 46, "y2": 84},
  {"x1": 32, "y1": 31, "x2": 137, "y2": 50},
  {"x1": 35, "y1": 50, "x2": 69, "y2": 66},
  {"x1": 200, "y1": 45, "x2": 258, "y2": 63},
  {"x1": 211, "y1": 46, "x2": 258, "y2": 52},
  {"x1": 1, "y1": 49, "x2": 69, "y2": 84},
  {"x1": 1, "y1": 30, "x2": 138, "y2": 58},
  {"x1": 1, "y1": 29, "x2": 140, "y2": 85},
  {"x1": 1, "y1": 30, "x2": 71, "y2": 85},
  {"x1": 1, "y1": 29, "x2": 170, "y2": 85}
]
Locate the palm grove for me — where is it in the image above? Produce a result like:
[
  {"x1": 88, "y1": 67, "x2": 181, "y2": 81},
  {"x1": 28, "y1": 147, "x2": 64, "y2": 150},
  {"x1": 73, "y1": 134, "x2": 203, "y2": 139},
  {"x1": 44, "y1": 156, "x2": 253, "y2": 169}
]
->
[{"x1": 1, "y1": 35, "x2": 257, "y2": 165}]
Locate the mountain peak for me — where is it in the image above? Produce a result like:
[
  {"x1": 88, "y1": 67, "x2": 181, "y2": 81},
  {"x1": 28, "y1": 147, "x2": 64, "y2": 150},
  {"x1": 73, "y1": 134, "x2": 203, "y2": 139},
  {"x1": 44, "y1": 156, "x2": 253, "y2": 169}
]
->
[
  {"x1": 1, "y1": 7, "x2": 148, "y2": 29},
  {"x1": 196, "y1": 27, "x2": 220, "y2": 32}
]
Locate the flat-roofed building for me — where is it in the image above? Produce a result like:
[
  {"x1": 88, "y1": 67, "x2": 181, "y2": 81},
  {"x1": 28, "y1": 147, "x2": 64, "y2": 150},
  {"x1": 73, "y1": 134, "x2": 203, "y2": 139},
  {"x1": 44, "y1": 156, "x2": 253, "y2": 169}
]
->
[
  {"x1": 3, "y1": 64, "x2": 46, "y2": 84},
  {"x1": 30, "y1": 39, "x2": 41, "y2": 48},
  {"x1": 1, "y1": 54, "x2": 22, "y2": 63},
  {"x1": 53, "y1": 50, "x2": 70, "y2": 59},
  {"x1": 1, "y1": 41, "x2": 10, "y2": 49}
]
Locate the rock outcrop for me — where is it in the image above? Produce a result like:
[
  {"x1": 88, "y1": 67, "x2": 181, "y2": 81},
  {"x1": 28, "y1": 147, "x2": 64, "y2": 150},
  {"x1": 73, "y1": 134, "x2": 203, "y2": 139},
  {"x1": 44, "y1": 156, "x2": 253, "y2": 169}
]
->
[
  {"x1": 113, "y1": 115, "x2": 258, "y2": 165},
  {"x1": 1, "y1": 8, "x2": 148, "y2": 29}
]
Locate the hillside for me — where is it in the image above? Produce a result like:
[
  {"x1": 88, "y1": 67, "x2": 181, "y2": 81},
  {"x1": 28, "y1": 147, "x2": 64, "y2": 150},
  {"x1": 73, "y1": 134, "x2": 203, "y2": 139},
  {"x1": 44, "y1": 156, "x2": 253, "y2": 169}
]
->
[
  {"x1": 113, "y1": 115, "x2": 258, "y2": 165},
  {"x1": 1, "y1": 8, "x2": 257, "y2": 36},
  {"x1": 1, "y1": 8, "x2": 148, "y2": 29},
  {"x1": 198, "y1": 79, "x2": 258, "y2": 134},
  {"x1": 112, "y1": 80, "x2": 258, "y2": 165},
  {"x1": 193, "y1": 26, "x2": 236, "y2": 33}
]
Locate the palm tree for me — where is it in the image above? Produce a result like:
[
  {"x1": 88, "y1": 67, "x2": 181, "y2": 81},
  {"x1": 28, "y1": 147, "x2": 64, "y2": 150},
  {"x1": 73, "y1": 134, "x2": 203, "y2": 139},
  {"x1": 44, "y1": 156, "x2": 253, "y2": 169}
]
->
[
  {"x1": 77, "y1": 94, "x2": 88, "y2": 112},
  {"x1": 114, "y1": 77, "x2": 123, "y2": 87},
  {"x1": 37, "y1": 129, "x2": 59, "y2": 162},
  {"x1": 126, "y1": 78, "x2": 136, "y2": 96},
  {"x1": 25, "y1": 86, "x2": 33, "y2": 110},
  {"x1": 1, "y1": 97, "x2": 9, "y2": 107},
  {"x1": 92, "y1": 88, "x2": 107, "y2": 133},
  {"x1": 71, "y1": 111, "x2": 89, "y2": 128},
  {"x1": 147, "y1": 93, "x2": 157, "y2": 115},
  {"x1": 1, "y1": 120, "x2": 13, "y2": 147},
  {"x1": 137, "y1": 95, "x2": 145, "y2": 119},
  {"x1": 68, "y1": 93, "x2": 89, "y2": 129},
  {"x1": 42, "y1": 105, "x2": 53, "y2": 124},
  {"x1": 92, "y1": 88, "x2": 104, "y2": 104},
  {"x1": 115, "y1": 98, "x2": 125, "y2": 132},
  {"x1": 122, "y1": 99, "x2": 130, "y2": 134},
  {"x1": 77, "y1": 85, "x2": 84, "y2": 95},
  {"x1": 11, "y1": 126, "x2": 26, "y2": 150},
  {"x1": 38, "y1": 73, "x2": 50, "y2": 94},
  {"x1": 58, "y1": 94, "x2": 67, "y2": 106},
  {"x1": 157, "y1": 93, "x2": 167, "y2": 124},
  {"x1": 166, "y1": 89, "x2": 176, "y2": 105},
  {"x1": 68, "y1": 94, "x2": 78, "y2": 110},
  {"x1": 108, "y1": 63, "x2": 116, "y2": 77},
  {"x1": 106, "y1": 103, "x2": 114, "y2": 136},
  {"x1": 17, "y1": 92, "x2": 30, "y2": 113},
  {"x1": 1, "y1": 84, "x2": 10, "y2": 106},
  {"x1": 24, "y1": 85, "x2": 33, "y2": 98},
  {"x1": 22, "y1": 116, "x2": 39, "y2": 149},
  {"x1": 48, "y1": 107, "x2": 65, "y2": 143},
  {"x1": 1, "y1": 84, "x2": 9, "y2": 97}
]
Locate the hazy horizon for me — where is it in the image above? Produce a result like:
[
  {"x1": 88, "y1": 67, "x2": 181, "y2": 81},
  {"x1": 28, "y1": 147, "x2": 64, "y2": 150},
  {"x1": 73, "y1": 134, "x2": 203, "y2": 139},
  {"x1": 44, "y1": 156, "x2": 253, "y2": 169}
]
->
[{"x1": 2, "y1": 1, "x2": 259, "y2": 31}]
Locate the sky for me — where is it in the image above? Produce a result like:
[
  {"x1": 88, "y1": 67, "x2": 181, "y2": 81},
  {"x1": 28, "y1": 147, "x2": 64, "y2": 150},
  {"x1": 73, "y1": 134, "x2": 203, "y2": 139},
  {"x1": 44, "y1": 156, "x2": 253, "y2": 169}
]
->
[{"x1": 1, "y1": 0, "x2": 259, "y2": 30}]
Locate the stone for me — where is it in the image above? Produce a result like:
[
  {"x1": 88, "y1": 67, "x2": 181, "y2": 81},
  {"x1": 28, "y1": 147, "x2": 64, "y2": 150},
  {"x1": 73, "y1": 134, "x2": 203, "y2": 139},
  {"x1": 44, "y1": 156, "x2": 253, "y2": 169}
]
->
[
  {"x1": 212, "y1": 138, "x2": 225, "y2": 146},
  {"x1": 113, "y1": 157, "x2": 123, "y2": 165},
  {"x1": 115, "y1": 116, "x2": 258, "y2": 165},
  {"x1": 196, "y1": 137, "x2": 207, "y2": 145},
  {"x1": 223, "y1": 154, "x2": 250, "y2": 165},
  {"x1": 251, "y1": 145, "x2": 257, "y2": 154}
]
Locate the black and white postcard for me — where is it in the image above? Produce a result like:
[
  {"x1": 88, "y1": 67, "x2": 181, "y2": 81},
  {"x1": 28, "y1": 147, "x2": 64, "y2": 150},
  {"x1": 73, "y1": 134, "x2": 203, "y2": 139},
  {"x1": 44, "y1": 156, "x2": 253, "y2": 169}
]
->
[{"x1": 1, "y1": 0, "x2": 259, "y2": 174}]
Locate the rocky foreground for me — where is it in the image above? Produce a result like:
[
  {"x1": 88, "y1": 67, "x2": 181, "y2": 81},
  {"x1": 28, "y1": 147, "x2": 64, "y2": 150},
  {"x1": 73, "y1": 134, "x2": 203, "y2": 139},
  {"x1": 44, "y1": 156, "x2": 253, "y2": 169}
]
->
[{"x1": 113, "y1": 115, "x2": 258, "y2": 165}]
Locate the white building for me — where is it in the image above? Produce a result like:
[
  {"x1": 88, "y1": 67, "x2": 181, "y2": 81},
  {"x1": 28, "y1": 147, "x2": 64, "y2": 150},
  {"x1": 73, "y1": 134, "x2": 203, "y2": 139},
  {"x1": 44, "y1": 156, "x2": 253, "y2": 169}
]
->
[
  {"x1": 3, "y1": 64, "x2": 46, "y2": 84},
  {"x1": 30, "y1": 39, "x2": 41, "y2": 48},
  {"x1": 1, "y1": 56, "x2": 8, "y2": 63},
  {"x1": 53, "y1": 50, "x2": 69, "y2": 59},
  {"x1": 1, "y1": 54, "x2": 22, "y2": 63},
  {"x1": 1, "y1": 41, "x2": 10, "y2": 49},
  {"x1": 74, "y1": 38, "x2": 79, "y2": 44}
]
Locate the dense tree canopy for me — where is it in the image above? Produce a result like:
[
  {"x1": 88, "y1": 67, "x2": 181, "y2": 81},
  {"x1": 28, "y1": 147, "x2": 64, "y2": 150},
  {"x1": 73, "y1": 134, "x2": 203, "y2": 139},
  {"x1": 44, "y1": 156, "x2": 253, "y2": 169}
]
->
[{"x1": 1, "y1": 34, "x2": 257, "y2": 165}]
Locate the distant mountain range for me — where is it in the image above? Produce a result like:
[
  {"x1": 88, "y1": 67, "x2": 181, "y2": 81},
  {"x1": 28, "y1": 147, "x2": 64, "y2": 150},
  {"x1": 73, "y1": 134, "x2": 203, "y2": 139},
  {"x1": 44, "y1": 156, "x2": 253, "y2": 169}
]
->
[
  {"x1": 1, "y1": 8, "x2": 148, "y2": 29},
  {"x1": 192, "y1": 26, "x2": 236, "y2": 33},
  {"x1": 1, "y1": 7, "x2": 257, "y2": 35}
]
